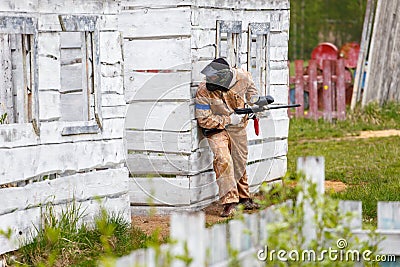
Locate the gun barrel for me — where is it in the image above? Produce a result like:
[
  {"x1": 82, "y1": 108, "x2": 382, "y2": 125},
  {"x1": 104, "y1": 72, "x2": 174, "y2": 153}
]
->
[
  {"x1": 234, "y1": 104, "x2": 301, "y2": 114},
  {"x1": 267, "y1": 104, "x2": 301, "y2": 110}
]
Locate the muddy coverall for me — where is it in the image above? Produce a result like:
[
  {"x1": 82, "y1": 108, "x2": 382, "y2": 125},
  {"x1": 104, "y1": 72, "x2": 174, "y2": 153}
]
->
[{"x1": 195, "y1": 68, "x2": 258, "y2": 204}]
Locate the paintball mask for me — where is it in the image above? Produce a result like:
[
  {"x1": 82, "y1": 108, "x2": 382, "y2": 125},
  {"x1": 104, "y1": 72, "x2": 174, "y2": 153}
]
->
[{"x1": 201, "y1": 58, "x2": 233, "y2": 92}]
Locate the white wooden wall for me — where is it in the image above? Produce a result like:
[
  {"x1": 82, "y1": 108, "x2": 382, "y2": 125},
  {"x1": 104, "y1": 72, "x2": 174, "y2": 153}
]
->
[
  {"x1": 0, "y1": 0, "x2": 130, "y2": 255},
  {"x1": 122, "y1": 0, "x2": 290, "y2": 213}
]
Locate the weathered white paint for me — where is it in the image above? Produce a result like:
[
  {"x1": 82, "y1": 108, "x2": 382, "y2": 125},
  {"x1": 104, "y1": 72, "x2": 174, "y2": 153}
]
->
[
  {"x1": 124, "y1": 71, "x2": 191, "y2": 102},
  {"x1": 126, "y1": 130, "x2": 193, "y2": 154},
  {"x1": 248, "y1": 156, "x2": 287, "y2": 191},
  {"x1": 125, "y1": 101, "x2": 194, "y2": 131},
  {"x1": 0, "y1": 139, "x2": 126, "y2": 185},
  {"x1": 119, "y1": 7, "x2": 191, "y2": 38},
  {"x1": 123, "y1": 38, "x2": 191, "y2": 71},
  {"x1": 129, "y1": 177, "x2": 191, "y2": 206},
  {"x1": 0, "y1": 118, "x2": 124, "y2": 148},
  {"x1": 99, "y1": 31, "x2": 122, "y2": 65},
  {"x1": 0, "y1": 168, "x2": 128, "y2": 215},
  {"x1": 38, "y1": 90, "x2": 61, "y2": 121}
]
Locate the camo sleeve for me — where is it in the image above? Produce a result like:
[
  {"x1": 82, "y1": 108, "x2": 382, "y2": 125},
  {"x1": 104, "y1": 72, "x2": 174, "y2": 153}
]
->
[
  {"x1": 245, "y1": 71, "x2": 259, "y2": 104},
  {"x1": 195, "y1": 86, "x2": 231, "y2": 129}
]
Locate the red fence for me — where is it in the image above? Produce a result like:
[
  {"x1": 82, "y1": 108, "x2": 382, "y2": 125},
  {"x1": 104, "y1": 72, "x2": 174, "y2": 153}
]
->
[{"x1": 289, "y1": 59, "x2": 351, "y2": 121}]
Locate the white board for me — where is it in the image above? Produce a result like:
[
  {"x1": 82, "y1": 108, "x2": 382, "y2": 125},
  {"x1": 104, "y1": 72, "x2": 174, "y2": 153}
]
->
[
  {"x1": 119, "y1": 7, "x2": 191, "y2": 38},
  {"x1": 129, "y1": 177, "x2": 191, "y2": 206},
  {"x1": 125, "y1": 101, "x2": 194, "y2": 131},
  {"x1": 124, "y1": 71, "x2": 191, "y2": 102},
  {"x1": 123, "y1": 38, "x2": 191, "y2": 70}
]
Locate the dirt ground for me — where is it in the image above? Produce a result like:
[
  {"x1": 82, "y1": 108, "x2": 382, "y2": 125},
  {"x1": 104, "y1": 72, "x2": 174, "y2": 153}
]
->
[
  {"x1": 131, "y1": 180, "x2": 347, "y2": 239},
  {"x1": 131, "y1": 129, "x2": 399, "y2": 239}
]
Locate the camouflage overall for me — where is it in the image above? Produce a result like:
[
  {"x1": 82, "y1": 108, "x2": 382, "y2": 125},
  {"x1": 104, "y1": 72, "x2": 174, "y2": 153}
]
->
[{"x1": 195, "y1": 68, "x2": 258, "y2": 204}]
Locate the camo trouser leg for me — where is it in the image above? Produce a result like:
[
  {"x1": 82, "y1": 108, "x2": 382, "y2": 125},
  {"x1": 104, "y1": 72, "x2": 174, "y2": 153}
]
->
[
  {"x1": 226, "y1": 127, "x2": 250, "y2": 199},
  {"x1": 207, "y1": 130, "x2": 239, "y2": 204}
]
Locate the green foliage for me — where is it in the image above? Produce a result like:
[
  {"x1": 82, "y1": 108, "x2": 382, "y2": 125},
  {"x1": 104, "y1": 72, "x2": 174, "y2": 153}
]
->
[
  {"x1": 290, "y1": 0, "x2": 367, "y2": 59},
  {"x1": 9, "y1": 203, "x2": 151, "y2": 267},
  {"x1": 259, "y1": 174, "x2": 382, "y2": 266},
  {"x1": 0, "y1": 112, "x2": 7, "y2": 124}
]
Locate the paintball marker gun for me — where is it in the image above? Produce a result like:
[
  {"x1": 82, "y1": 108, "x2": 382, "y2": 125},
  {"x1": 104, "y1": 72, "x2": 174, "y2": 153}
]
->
[
  {"x1": 234, "y1": 95, "x2": 301, "y2": 115},
  {"x1": 234, "y1": 95, "x2": 301, "y2": 136}
]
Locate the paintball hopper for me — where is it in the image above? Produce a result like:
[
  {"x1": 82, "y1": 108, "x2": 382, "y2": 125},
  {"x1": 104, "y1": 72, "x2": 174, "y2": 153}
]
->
[{"x1": 250, "y1": 95, "x2": 275, "y2": 106}]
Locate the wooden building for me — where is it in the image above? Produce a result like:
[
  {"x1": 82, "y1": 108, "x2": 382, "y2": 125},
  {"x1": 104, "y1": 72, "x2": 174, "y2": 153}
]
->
[
  {"x1": 0, "y1": 0, "x2": 291, "y2": 253},
  {"x1": 0, "y1": 0, "x2": 129, "y2": 254},
  {"x1": 121, "y1": 0, "x2": 291, "y2": 213}
]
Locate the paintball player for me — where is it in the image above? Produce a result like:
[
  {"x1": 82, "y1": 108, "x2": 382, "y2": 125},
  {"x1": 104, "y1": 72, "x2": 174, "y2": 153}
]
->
[{"x1": 195, "y1": 58, "x2": 263, "y2": 217}]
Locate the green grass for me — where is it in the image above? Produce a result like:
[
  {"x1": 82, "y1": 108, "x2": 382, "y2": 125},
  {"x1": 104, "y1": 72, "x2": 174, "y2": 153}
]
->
[
  {"x1": 9, "y1": 204, "x2": 155, "y2": 267},
  {"x1": 287, "y1": 102, "x2": 400, "y2": 224},
  {"x1": 289, "y1": 102, "x2": 400, "y2": 141}
]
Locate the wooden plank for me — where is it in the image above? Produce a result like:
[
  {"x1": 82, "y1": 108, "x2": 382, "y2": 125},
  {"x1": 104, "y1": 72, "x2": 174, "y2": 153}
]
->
[
  {"x1": 191, "y1": 46, "x2": 215, "y2": 61},
  {"x1": 12, "y1": 35, "x2": 25, "y2": 123},
  {"x1": 268, "y1": 85, "x2": 289, "y2": 104},
  {"x1": 229, "y1": 219, "x2": 245, "y2": 251},
  {"x1": 24, "y1": 168, "x2": 128, "y2": 213},
  {"x1": 322, "y1": 60, "x2": 333, "y2": 121},
  {"x1": 207, "y1": 223, "x2": 228, "y2": 264},
  {"x1": 0, "y1": 0, "x2": 38, "y2": 13},
  {"x1": 297, "y1": 156, "x2": 325, "y2": 245},
  {"x1": 38, "y1": 33, "x2": 61, "y2": 90},
  {"x1": 61, "y1": 125, "x2": 100, "y2": 135},
  {"x1": 193, "y1": 0, "x2": 289, "y2": 10},
  {"x1": 339, "y1": 201, "x2": 362, "y2": 230},
  {"x1": 60, "y1": 92, "x2": 85, "y2": 121},
  {"x1": 126, "y1": 130, "x2": 193, "y2": 154},
  {"x1": 59, "y1": 15, "x2": 98, "y2": 32},
  {"x1": 362, "y1": 0, "x2": 384, "y2": 106},
  {"x1": 92, "y1": 26, "x2": 103, "y2": 129},
  {"x1": 129, "y1": 177, "x2": 190, "y2": 206},
  {"x1": 38, "y1": 0, "x2": 105, "y2": 14},
  {"x1": 170, "y1": 212, "x2": 205, "y2": 267},
  {"x1": 336, "y1": 59, "x2": 346, "y2": 120},
  {"x1": 0, "y1": 207, "x2": 41, "y2": 255},
  {"x1": 188, "y1": 171, "x2": 218, "y2": 204},
  {"x1": 308, "y1": 60, "x2": 318, "y2": 119},
  {"x1": 121, "y1": 0, "x2": 191, "y2": 8},
  {"x1": 123, "y1": 38, "x2": 191, "y2": 70},
  {"x1": 38, "y1": 90, "x2": 61, "y2": 121},
  {"x1": 119, "y1": 7, "x2": 191, "y2": 38},
  {"x1": 0, "y1": 16, "x2": 36, "y2": 34},
  {"x1": 378, "y1": 202, "x2": 400, "y2": 230},
  {"x1": 101, "y1": 76, "x2": 123, "y2": 95},
  {"x1": 82, "y1": 32, "x2": 90, "y2": 120},
  {"x1": 191, "y1": 29, "x2": 216, "y2": 49},
  {"x1": 124, "y1": 71, "x2": 191, "y2": 102},
  {"x1": 60, "y1": 64, "x2": 82, "y2": 92},
  {"x1": 269, "y1": 69, "x2": 288, "y2": 85},
  {"x1": 294, "y1": 60, "x2": 304, "y2": 117},
  {"x1": 127, "y1": 152, "x2": 190, "y2": 175},
  {"x1": 0, "y1": 118, "x2": 124, "y2": 149},
  {"x1": 351, "y1": 0, "x2": 375, "y2": 109},
  {"x1": 247, "y1": 139, "x2": 287, "y2": 163},
  {"x1": 31, "y1": 32, "x2": 40, "y2": 135},
  {"x1": 99, "y1": 31, "x2": 122, "y2": 65},
  {"x1": 125, "y1": 101, "x2": 194, "y2": 131},
  {"x1": 248, "y1": 156, "x2": 287, "y2": 191},
  {"x1": 0, "y1": 139, "x2": 126, "y2": 185}
]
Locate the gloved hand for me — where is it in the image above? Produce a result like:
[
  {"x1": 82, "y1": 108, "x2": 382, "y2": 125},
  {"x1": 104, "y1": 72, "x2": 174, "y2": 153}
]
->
[{"x1": 229, "y1": 113, "x2": 244, "y2": 125}]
